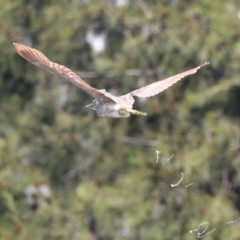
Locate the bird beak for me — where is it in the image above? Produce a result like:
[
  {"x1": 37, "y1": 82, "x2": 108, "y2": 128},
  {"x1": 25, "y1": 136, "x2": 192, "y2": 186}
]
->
[{"x1": 84, "y1": 102, "x2": 94, "y2": 109}]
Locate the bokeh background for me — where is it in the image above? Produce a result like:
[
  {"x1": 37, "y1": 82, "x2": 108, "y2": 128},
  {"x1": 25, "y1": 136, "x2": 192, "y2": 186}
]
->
[{"x1": 1, "y1": 0, "x2": 240, "y2": 239}]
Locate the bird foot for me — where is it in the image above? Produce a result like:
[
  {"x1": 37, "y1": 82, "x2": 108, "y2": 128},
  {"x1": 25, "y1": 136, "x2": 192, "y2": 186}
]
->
[{"x1": 128, "y1": 109, "x2": 147, "y2": 116}]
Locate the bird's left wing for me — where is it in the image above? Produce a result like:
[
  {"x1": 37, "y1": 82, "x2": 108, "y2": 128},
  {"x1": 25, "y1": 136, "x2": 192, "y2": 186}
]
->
[{"x1": 14, "y1": 43, "x2": 106, "y2": 99}]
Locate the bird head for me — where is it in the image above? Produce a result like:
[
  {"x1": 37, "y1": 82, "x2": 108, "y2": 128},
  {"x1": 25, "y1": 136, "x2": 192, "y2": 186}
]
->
[{"x1": 84, "y1": 100, "x2": 98, "y2": 110}]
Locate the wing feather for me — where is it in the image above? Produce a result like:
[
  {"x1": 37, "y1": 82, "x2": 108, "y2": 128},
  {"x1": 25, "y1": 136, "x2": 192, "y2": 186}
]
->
[
  {"x1": 13, "y1": 43, "x2": 105, "y2": 98},
  {"x1": 120, "y1": 62, "x2": 209, "y2": 105}
]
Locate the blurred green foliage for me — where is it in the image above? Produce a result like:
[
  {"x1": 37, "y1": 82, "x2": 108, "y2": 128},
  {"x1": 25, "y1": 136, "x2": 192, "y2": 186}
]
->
[{"x1": 0, "y1": 0, "x2": 240, "y2": 239}]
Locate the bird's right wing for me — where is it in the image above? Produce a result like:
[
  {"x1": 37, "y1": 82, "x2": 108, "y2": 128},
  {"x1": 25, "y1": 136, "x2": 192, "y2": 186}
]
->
[
  {"x1": 14, "y1": 43, "x2": 106, "y2": 99},
  {"x1": 120, "y1": 62, "x2": 209, "y2": 106},
  {"x1": 130, "y1": 62, "x2": 209, "y2": 98}
]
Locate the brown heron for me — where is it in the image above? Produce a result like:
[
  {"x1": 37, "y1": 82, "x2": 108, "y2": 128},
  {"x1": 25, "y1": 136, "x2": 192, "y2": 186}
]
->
[{"x1": 14, "y1": 43, "x2": 209, "y2": 118}]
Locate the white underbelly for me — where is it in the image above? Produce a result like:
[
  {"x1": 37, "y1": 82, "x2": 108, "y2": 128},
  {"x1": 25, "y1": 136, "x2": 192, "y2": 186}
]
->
[{"x1": 105, "y1": 110, "x2": 130, "y2": 118}]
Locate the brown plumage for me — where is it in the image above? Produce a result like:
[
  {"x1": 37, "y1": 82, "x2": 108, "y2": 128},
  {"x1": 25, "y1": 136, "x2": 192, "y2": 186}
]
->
[{"x1": 14, "y1": 43, "x2": 209, "y2": 118}]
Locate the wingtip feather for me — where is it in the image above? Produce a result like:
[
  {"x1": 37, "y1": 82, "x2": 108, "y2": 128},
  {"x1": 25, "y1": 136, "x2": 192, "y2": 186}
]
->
[{"x1": 200, "y1": 61, "x2": 210, "y2": 67}]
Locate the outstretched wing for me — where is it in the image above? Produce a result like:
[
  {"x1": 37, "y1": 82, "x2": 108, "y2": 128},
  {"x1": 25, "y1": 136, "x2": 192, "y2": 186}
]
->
[
  {"x1": 120, "y1": 62, "x2": 209, "y2": 106},
  {"x1": 13, "y1": 43, "x2": 107, "y2": 99}
]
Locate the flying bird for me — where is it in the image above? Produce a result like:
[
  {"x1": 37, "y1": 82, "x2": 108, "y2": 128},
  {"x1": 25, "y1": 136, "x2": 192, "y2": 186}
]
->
[{"x1": 14, "y1": 43, "x2": 209, "y2": 118}]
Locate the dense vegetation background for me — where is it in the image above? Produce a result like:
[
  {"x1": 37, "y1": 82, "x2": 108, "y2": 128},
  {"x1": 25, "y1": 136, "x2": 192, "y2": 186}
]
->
[{"x1": 1, "y1": 0, "x2": 240, "y2": 239}]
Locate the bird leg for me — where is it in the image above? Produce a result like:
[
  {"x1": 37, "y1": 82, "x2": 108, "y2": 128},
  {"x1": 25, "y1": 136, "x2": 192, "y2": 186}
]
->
[{"x1": 127, "y1": 109, "x2": 147, "y2": 116}]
